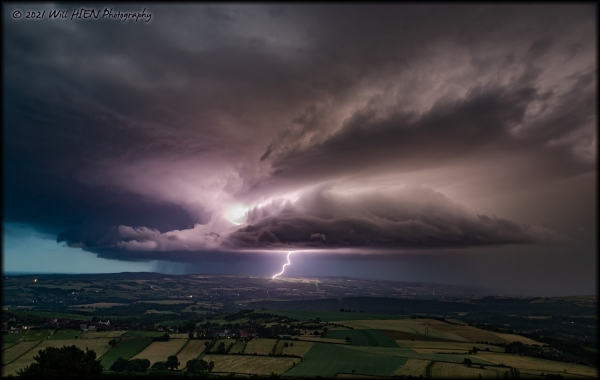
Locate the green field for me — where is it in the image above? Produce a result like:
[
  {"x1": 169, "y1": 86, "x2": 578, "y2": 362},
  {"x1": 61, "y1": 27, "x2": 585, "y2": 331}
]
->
[
  {"x1": 71, "y1": 302, "x2": 126, "y2": 309},
  {"x1": 228, "y1": 341, "x2": 246, "y2": 354},
  {"x1": 325, "y1": 329, "x2": 399, "y2": 347},
  {"x1": 144, "y1": 309, "x2": 178, "y2": 315},
  {"x1": 99, "y1": 337, "x2": 153, "y2": 369},
  {"x1": 2, "y1": 343, "x2": 16, "y2": 351},
  {"x1": 80, "y1": 331, "x2": 127, "y2": 339},
  {"x1": 340, "y1": 346, "x2": 495, "y2": 365},
  {"x1": 263, "y1": 309, "x2": 406, "y2": 322},
  {"x1": 283, "y1": 343, "x2": 408, "y2": 377},
  {"x1": 2, "y1": 333, "x2": 22, "y2": 343},
  {"x1": 244, "y1": 338, "x2": 278, "y2": 355},
  {"x1": 123, "y1": 331, "x2": 168, "y2": 338},
  {"x1": 138, "y1": 300, "x2": 193, "y2": 305},
  {"x1": 2, "y1": 342, "x2": 41, "y2": 365},
  {"x1": 48, "y1": 330, "x2": 81, "y2": 340},
  {"x1": 21, "y1": 329, "x2": 53, "y2": 342},
  {"x1": 15, "y1": 311, "x2": 90, "y2": 321},
  {"x1": 340, "y1": 319, "x2": 470, "y2": 342},
  {"x1": 280, "y1": 341, "x2": 314, "y2": 357}
]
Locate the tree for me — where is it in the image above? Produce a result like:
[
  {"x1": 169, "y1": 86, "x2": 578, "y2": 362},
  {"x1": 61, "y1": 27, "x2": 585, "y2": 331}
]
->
[
  {"x1": 108, "y1": 339, "x2": 118, "y2": 347},
  {"x1": 17, "y1": 345, "x2": 103, "y2": 378},
  {"x1": 126, "y1": 358, "x2": 150, "y2": 372},
  {"x1": 151, "y1": 361, "x2": 167, "y2": 371},
  {"x1": 110, "y1": 357, "x2": 129, "y2": 372},
  {"x1": 186, "y1": 358, "x2": 214, "y2": 374},
  {"x1": 189, "y1": 331, "x2": 195, "y2": 339},
  {"x1": 166, "y1": 355, "x2": 180, "y2": 370},
  {"x1": 463, "y1": 358, "x2": 472, "y2": 366},
  {"x1": 345, "y1": 337, "x2": 352, "y2": 344},
  {"x1": 126, "y1": 362, "x2": 142, "y2": 372}
]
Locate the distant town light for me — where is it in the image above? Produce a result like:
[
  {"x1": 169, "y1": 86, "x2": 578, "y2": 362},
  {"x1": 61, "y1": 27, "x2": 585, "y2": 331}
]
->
[{"x1": 34, "y1": 279, "x2": 37, "y2": 283}]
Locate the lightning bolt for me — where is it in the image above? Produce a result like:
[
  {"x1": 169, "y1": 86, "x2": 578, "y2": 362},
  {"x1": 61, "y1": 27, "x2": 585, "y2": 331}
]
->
[{"x1": 272, "y1": 251, "x2": 293, "y2": 279}]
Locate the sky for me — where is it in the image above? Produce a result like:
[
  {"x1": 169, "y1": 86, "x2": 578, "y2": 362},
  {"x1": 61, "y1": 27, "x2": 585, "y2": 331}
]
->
[{"x1": 3, "y1": 4, "x2": 597, "y2": 296}]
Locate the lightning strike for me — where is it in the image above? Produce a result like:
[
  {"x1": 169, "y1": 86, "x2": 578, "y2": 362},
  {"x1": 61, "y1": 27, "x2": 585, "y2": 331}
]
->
[{"x1": 272, "y1": 251, "x2": 293, "y2": 279}]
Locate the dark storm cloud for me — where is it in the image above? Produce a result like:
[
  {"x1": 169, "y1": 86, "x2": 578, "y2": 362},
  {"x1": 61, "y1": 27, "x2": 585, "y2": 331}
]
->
[
  {"x1": 2, "y1": 4, "x2": 595, "y2": 267},
  {"x1": 226, "y1": 187, "x2": 564, "y2": 249},
  {"x1": 267, "y1": 73, "x2": 595, "y2": 184}
]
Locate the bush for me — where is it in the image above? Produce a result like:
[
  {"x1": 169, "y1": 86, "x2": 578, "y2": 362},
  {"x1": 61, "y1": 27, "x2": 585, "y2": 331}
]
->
[
  {"x1": 151, "y1": 361, "x2": 167, "y2": 371},
  {"x1": 130, "y1": 358, "x2": 151, "y2": 372},
  {"x1": 110, "y1": 357, "x2": 129, "y2": 372},
  {"x1": 126, "y1": 362, "x2": 142, "y2": 372},
  {"x1": 186, "y1": 359, "x2": 214, "y2": 374},
  {"x1": 166, "y1": 355, "x2": 180, "y2": 370},
  {"x1": 154, "y1": 333, "x2": 171, "y2": 342}
]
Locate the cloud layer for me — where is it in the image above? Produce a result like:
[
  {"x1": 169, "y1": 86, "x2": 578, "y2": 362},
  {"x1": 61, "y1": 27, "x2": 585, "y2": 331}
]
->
[{"x1": 3, "y1": 4, "x2": 595, "y2": 264}]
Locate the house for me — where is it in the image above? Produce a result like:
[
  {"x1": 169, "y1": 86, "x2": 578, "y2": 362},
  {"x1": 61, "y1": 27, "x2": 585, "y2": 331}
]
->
[
  {"x1": 98, "y1": 319, "x2": 110, "y2": 326},
  {"x1": 80, "y1": 324, "x2": 89, "y2": 331}
]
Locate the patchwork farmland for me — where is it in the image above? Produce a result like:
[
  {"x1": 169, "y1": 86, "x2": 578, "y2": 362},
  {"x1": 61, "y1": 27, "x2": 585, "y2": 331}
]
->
[
  {"x1": 174, "y1": 339, "x2": 209, "y2": 367},
  {"x1": 244, "y1": 338, "x2": 278, "y2": 355},
  {"x1": 99, "y1": 338, "x2": 154, "y2": 369},
  {"x1": 205, "y1": 355, "x2": 298, "y2": 375},
  {"x1": 2, "y1": 274, "x2": 596, "y2": 378}
]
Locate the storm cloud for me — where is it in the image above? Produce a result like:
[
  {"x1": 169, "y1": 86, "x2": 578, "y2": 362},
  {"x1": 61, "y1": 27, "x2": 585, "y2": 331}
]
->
[
  {"x1": 228, "y1": 187, "x2": 565, "y2": 249},
  {"x1": 3, "y1": 4, "x2": 596, "y2": 293}
]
